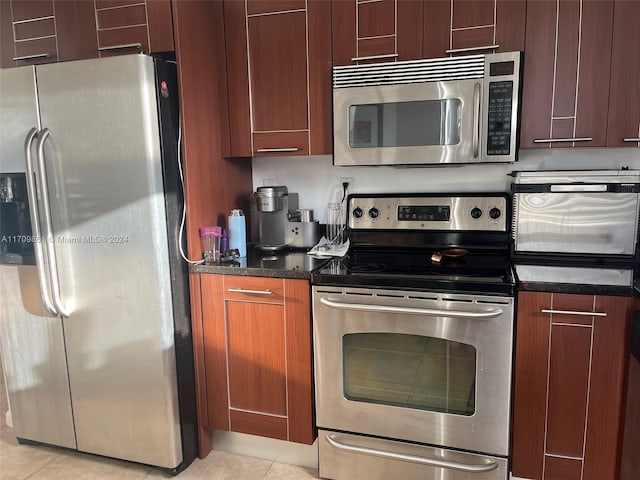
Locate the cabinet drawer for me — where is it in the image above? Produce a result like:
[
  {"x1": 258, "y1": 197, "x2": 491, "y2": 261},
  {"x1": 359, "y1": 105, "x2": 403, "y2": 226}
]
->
[
  {"x1": 223, "y1": 276, "x2": 284, "y2": 303},
  {"x1": 252, "y1": 131, "x2": 310, "y2": 156}
]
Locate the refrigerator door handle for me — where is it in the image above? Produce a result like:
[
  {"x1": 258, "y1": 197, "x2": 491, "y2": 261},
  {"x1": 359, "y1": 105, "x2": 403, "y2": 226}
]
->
[
  {"x1": 35, "y1": 128, "x2": 70, "y2": 317},
  {"x1": 24, "y1": 127, "x2": 58, "y2": 316}
]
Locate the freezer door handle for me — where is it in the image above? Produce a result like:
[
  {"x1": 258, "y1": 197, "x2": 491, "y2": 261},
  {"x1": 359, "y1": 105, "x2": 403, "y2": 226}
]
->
[
  {"x1": 24, "y1": 127, "x2": 58, "y2": 316},
  {"x1": 35, "y1": 129, "x2": 70, "y2": 317}
]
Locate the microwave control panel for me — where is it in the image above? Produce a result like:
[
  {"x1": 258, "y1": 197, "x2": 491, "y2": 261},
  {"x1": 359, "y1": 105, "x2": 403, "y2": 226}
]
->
[
  {"x1": 482, "y1": 51, "x2": 521, "y2": 163},
  {"x1": 486, "y1": 81, "x2": 514, "y2": 156}
]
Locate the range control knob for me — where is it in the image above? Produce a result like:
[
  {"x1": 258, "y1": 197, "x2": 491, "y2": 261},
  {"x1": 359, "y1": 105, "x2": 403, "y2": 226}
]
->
[
  {"x1": 368, "y1": 207, "x2": 379, "y2": 219},
  {"x1": 353, "y1": 207, "x2": 364, "y2": 219},
  {"x1": 470, "y1": 207, "x2": 483, "y2": 219},
  {"x1": 489, "y1": 207, "x2": 502, "y2": 219}
]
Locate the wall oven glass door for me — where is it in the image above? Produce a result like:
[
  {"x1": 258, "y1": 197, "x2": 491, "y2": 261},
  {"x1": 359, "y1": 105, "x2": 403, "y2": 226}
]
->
[
  {"x1": 334, "y1": 79, "x2": 481, "y2": 166},
  {"x1": 313, "y1": 286, "x2": 514, "y2": 457}
]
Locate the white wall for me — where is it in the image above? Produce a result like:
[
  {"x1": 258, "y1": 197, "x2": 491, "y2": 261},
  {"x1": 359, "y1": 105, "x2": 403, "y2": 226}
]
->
[{"x1": 252, "y1": 148, "x2": 640, "y2": 224}]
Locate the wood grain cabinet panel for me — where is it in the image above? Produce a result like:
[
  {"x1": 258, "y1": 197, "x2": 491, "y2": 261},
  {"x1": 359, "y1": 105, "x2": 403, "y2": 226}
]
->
[
  {"x1": 423, "y1": 0, "x2": 525, "y2": 58},
  {"x1": 606, "y1": 0, "x2": 640, "y2": 147},
  {"x1": 520, "y1": 0, "x2": 614, "y2": 148},
  {"x1": 224, "y1": 0, "x2": 331, "y2": 157},
  {"x1": 0, "y1": 0, "x2": 173, "y2": 67},
  {"x1": 512, "y1": 291, "x2": 632, "y2": 480},
  {"x1": 332, "y1": 0, "x2": 423, "y2": 65},
  {"x1": 200, "y1": 274, "x2": 315, "y2": 444}
]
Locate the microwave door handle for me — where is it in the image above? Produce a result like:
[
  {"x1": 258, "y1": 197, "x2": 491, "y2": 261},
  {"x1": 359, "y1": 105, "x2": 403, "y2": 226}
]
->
[
  {"x1": 473, "y1": 82, "x2": 481, "y2": 158},
  {"x1": 319, "y1": 297, "x2": 503, "y2": 318},
  {"x1": 35, "y1": 129, "x2": 70, "y2": 317},
  {"x1": 326, "y1": 434, "x2": 499, "y2": 473},
  {"x1": 23, "y1": 128, "x2": 58, "y2": 316}
]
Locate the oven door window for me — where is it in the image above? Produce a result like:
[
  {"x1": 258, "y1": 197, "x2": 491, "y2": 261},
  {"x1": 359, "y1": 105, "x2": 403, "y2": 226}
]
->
[
  {"x1": 343, "y1": 333, "x2": 476, "y2": 416},
  {"x1": 348, "y1": 100, "x2": 462, "y2": 148}
]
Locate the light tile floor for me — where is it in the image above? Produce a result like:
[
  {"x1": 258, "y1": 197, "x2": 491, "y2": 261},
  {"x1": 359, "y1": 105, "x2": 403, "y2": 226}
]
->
[{"x1": 0, "y1": 427, "x2": 321, "y2": 480}]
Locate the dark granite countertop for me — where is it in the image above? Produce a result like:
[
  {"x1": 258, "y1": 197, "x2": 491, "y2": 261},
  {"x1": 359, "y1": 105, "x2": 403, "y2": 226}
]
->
[{"x1": 191, "y1": 246, "x2": 332, "y2": 280}]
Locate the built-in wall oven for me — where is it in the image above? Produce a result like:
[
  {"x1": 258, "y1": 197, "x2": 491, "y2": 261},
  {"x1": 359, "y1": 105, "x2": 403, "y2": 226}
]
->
[{"x1": 311, "y1": 194, "x2": 515, "y2": 480}]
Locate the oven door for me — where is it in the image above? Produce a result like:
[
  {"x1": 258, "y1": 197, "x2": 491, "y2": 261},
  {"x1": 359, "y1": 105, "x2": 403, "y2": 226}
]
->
[
  {"x1": 312, "y1": 286, "x2": 514, "y2": 457},
  {"x1": 333, "y1": 78, "x2": 482, "y2": 166}
]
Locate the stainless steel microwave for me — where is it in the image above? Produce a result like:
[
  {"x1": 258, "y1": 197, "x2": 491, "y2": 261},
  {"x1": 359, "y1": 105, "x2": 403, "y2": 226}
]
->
[{"x1": 333, "y1": 51, "x2": 522, "y2": 166}]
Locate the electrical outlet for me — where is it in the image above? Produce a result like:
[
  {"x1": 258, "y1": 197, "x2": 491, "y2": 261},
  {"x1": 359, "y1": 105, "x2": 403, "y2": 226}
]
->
[{"x1": 339, "y1": 176, "x2": 354, "y2": 191}]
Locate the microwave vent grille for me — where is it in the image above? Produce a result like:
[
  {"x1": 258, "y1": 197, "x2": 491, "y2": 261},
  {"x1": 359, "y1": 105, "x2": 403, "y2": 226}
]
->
[{"x1": 333, "y1": 55, "x2": 485, "y2": 88}]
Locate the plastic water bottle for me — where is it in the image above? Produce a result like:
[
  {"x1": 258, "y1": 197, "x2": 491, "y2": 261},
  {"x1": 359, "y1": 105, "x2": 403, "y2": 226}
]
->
[{"x1": 228, "y1": 209, "x2": 247, "y2": 257}]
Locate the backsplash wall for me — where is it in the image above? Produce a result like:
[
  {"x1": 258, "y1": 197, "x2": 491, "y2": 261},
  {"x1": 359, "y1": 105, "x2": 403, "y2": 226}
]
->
[{"x1": 252, "y1": 148, "x2": 640, "y2": 223}]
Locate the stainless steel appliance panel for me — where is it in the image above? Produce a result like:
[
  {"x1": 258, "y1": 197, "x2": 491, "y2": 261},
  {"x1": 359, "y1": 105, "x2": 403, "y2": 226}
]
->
[
  {"x1": 0, "y1": 67, "x2": 40, "y2": 173},
  {"x1": 313, "y1": 287, "x2": 514, "y2": 456},
  {"x1": 34, "y1": 55, "x2": 182, "y2": 468},
  {"x1": 0, "y1": 265, "x2": 76, "y2": 448},
  {"x1": 318, "y1": 430, "x2": 508, "y2": 480},
  {"x1": 513, "y1": 192, "x2": 638, "y2": 255},
  {"x1": 334, "y1": 79, "x2": 480, "y2": 165}
]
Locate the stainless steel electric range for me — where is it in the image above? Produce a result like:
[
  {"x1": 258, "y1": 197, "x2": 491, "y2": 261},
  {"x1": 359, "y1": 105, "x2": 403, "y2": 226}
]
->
[{"x1": 311, "y1": 193, "x2": 515, "y2": 480}]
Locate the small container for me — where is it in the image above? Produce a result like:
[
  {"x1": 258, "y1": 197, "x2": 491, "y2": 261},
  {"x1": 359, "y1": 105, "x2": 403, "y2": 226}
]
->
[
  {"x1": 199, "y1": 226, "x2": 221, "y2": 263},
  {"x1": 220, "y1": 228, "x2": 229, "y2": 253},
  {"x1": 326, "y1": 202, "x2": 343, "y2": 245},
  {"x1": 228, "y1": 209, "x2": 247, "y2": 257}
]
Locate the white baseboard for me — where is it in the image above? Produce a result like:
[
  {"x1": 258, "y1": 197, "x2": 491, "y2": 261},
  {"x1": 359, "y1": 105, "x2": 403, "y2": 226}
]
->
[
  {"x1": 510, "y1": 475, "x2": 533, "y2": 480},
  {"x1": 211, "y1": 429, "x2": 318, "y2": 469}
]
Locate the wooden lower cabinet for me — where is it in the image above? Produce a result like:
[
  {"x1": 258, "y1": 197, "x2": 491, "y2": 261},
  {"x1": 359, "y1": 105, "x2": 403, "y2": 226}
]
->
[
  {"x1": 512, "y1": 291, "x2": 632, "y2": 480},
  {"x1": 199, "y1": 274, "x2": 315, "y2": 445}
]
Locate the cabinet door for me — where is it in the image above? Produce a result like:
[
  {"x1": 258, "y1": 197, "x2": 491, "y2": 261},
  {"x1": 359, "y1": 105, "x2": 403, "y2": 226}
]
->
[
  {"x1": 520, "y1": 0, "x2": 614, "y2": 148},
  {"x1": 1, "y1": 0, "x2": 60, "y2": 66},
  {"x1": 200, "y1": 274, "x2": 315, "y2": 444},
  {"x1": 423, "y1": 0, "x2": 525, "y2": 58},
  {"x1": 606, "y1": 0, "x2": 640, "y2": 147},
  {"x1": 332, "y1": 0, "x2": 423, "y2": 65},
  {"x1": 94, "y1": 0, "x2": 174, "y2": 57},
  {"x1": 225, "y1": 0, "x2": 331, "y2": 157},
  {"x1": 512, "y1": 292, "x2": 631, "y2": 480}
]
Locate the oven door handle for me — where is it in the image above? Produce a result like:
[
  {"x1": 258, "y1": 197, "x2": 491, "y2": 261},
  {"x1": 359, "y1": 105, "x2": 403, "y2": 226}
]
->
[
  {"x1": 319, "y1": 297, "x2": 503, "y2": 318},
  {"x1": 326, "y1": 434, "x2": 499, "y2": 473}
]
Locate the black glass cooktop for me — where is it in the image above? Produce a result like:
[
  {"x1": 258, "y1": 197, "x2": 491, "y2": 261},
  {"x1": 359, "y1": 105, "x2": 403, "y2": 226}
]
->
[{"x1": 312, "y1": 248, "x2": 515, "y2": 295}]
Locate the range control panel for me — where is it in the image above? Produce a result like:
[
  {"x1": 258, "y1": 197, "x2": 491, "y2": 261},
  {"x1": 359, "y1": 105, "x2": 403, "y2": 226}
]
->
[{"x1": 348, "y1": 195, "x2": 508, "y2": 232}]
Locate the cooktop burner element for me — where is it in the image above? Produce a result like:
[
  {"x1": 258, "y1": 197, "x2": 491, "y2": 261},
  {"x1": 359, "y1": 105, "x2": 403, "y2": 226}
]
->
[{"x1": 311, "y1": 193, "x2": 515, "y2": 295}]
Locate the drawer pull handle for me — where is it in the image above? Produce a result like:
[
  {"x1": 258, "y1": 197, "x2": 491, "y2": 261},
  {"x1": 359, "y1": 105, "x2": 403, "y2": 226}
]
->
[
  {"x1": 13, "y1": 53, "x2": 49, "y2": 61},
  {"x1": 533, "y1": 137, "x2": 593, "y2": 143},
  {"x1": 255, "y1": 148, "x2": 299, "y2": 153},
  {"x1": 541, "y1": 309, "x2": 606, "y2": 317},
  {"x1": 256, "y1": 147, "x2": 300, "y2": 153},
  {"x1": 228, "y1": 288, "x2": 273, "y2": 295},
  {"x1": 350, "y1": 53, "x2": 399, "y2": 62},
  {"x1": 326, "y1": 434, "x2": 499, "y2": 473},
  {"x1": 445, "y1": 44, "x2": 499, "y2": 54},
  {"x1": 623, "y1": 138, "x2": 640, "y2": 142},
  {"x1": 99, "y1": 43, "x2": 143, "y2": 52}
]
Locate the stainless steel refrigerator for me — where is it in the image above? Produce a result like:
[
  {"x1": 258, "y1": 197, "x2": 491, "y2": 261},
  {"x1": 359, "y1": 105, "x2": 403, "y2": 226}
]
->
[{"x1": 0, "y1": 54, "x2": 197, "y2": 473}]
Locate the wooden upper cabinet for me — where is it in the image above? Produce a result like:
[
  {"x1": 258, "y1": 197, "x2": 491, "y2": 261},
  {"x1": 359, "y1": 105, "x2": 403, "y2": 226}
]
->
[
  {"x1": 0, "y1": 0, "x2": 173, "y2": 68},
  {"x1": 0, "y1": 0, "x2": 98, "y2": 67},
  {"x1": 606, "y1": 0, "x2": 640, "y2": 147},
  {"x1": 512, "y1": 291, "x2": 632, "y2": 480},
  {"x1": 520, "y1": 0, "x2": 614, "y2": 149},
  {"x1": 332, "y1": 0, "x2": 423, "y2": 66},
  {"x1": 94, "y1": 0, "x2": 174, "y2": 57},
  {"x1": 423, "y1": 0, "x2": 525, "y2": 58},
  {"x1": 224, "y1": 0, "x2": 332, "y2": 157}
]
